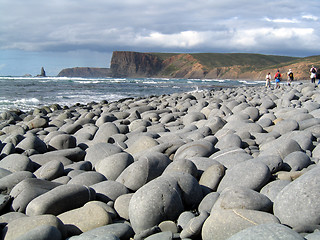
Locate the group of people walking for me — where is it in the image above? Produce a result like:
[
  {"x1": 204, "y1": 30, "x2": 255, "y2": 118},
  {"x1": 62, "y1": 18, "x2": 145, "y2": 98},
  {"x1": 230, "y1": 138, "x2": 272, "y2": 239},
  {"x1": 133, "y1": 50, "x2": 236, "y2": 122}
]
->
[{"x1": 265, "y1": 65, "x2": 320, "y2": 88}]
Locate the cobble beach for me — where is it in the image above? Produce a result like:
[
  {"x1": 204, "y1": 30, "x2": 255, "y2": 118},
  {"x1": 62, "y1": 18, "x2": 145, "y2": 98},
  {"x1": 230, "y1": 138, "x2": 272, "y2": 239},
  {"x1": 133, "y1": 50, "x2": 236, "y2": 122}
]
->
[{"x1": 1, "y1": 81, "x2": 320, "y2": 239}]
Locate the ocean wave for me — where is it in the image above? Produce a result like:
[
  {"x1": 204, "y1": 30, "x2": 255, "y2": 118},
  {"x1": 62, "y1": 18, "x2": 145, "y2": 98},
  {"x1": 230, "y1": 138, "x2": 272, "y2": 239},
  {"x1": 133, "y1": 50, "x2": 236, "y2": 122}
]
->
[{"x1": 14, "y1": 98, "x2": 40, "y2": 104}]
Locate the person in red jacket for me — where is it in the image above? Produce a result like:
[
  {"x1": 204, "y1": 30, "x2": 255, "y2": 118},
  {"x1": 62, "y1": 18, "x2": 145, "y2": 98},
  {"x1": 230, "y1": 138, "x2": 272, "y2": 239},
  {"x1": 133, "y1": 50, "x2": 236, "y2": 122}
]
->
[{"x1": 274, "y1": 70, "x2": 281, "y2": 89}]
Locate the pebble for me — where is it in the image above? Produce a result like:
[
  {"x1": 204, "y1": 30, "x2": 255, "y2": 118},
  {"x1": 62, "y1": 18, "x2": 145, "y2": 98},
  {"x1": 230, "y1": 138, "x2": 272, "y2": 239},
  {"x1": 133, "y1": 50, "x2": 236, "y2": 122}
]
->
[{"x1": 1, "y1": 83, "x2": 320, "y2": 239}]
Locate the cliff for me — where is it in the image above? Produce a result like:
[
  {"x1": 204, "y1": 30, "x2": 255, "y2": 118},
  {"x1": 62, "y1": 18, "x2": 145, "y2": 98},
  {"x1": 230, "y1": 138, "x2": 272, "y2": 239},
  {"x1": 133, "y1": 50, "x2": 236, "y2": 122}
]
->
[
  {"x1": 110, "y1": 51, "x2": 163, "y2": 77},
  {"x1": 57, "y1": 52, "x2": 320, "y2": 80},
  {"x1": 57, "y1": 67, "x2": 111, "y2": 78}
]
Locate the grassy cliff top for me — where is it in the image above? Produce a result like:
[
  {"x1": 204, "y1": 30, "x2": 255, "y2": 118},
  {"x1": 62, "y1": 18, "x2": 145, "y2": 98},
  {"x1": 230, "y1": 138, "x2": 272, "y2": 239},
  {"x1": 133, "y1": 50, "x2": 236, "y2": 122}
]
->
[{"x1": 151, "y1": 52, "x2": 301, "y2": 69}]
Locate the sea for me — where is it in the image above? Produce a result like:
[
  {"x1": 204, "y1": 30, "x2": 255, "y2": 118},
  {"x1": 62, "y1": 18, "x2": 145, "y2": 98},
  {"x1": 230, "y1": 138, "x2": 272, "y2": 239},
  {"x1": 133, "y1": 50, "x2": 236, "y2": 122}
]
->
[{"x1": 0, "y1": 76, "x2": 264, "y2": 113}]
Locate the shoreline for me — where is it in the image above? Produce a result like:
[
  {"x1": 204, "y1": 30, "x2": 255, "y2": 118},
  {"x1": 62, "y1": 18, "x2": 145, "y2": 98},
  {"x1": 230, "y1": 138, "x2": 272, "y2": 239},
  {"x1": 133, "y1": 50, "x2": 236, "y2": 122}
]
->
[{"x1": 1, "y1": 83, "x2": 320, "y2": 239}]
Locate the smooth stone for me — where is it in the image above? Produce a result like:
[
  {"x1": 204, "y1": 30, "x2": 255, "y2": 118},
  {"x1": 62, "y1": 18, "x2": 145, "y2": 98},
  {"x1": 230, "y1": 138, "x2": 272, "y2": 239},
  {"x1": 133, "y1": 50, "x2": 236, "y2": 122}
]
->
[
  {"x1": 0, "y1": 171, "x2": 35, "y2": 194},
  {"x1": 114, "y1": 193, "x2": 134, "y2": 220},
  {"x1": 298, "y1": 118, "x2": 320, "y2": 130},
  {"x1": 177, "y1": 211, "x2": 196, "y2": 230},
  {"x1": 223, "y1": 121, "x2": 263, "y2": 133},
  {"x1": 15, "y1": 135, "x2": 47, "y2": 153},
  {"x1": 272, "y1": 119, "x2": 299, "y2": 135},
  {"x1": 144, "y1": 231, "x2": 173, "y2": 240},
  {"x1": 1, "y1": 125, "x2": 25, "y2": 135},
  {"x1": 198, "y1": 192, "x2": 220, "y2": 214},
  {"x1": 128, "y1": 176, "x2": 184, "y2": 235},
  {"x1": 85, "y1": 143, "x2": 123, "y2": 167},
  {"x1": 68, "y1": 170, "x2": 86, "y2": 178},
  {"x1": 182, "y1": 112, "x2": 206, "y2": 125},
  {"x1": 0, "y1": 194, "x2": 10, "y2": 211},
  {"x1": 281, "y1": 131, "x2": 314, "y2": 152},
  {"x1": 29, "y1": 154, "x2": 73, "y2": 168},
  {"x1": 226, "y1": 223, "x2": 304, "y2": 240},
  {"x1": 259, "y1": 139, "x2": 302, "y2": 159},
  {"x1": 44, "y1": 147, "x2": 86, "y2": 162},
  {"x1": 10, "y1": 178, "x2": 62, "y2": 213},
  {"x1": 92, "y1": 122, "x2": 120, "y2": 144},
  {"x1": 256, "y1": 117, "x2": 273, "y2": 128},
  {"x1": 253, "y1": 155, "x2": 283, "y2": 174},
  {"x1": 67, "y1": 233, "x2": 120, "y2": 239},
  {"x1": 186, "y1": 157, "x2": 222, "y2": 176},
  {"x1": 0, "y1": 168, "x2": 12, "y2": 178},
  {"x1": 125, "y1": 135, "x2": 159, "y2": 155},
  {"x1": 64, "y1": 161, "x2": 92, "y2": 174},
  {"x1": 282, "y1": 151, "x2": 312, "y2": 171},
  {"x1": 43, "y1": 131, "x2": 67, "y2": 144},
  {"x1": 26, "y1": 184, "x2": 96, "y2": 216},
  {"x1": 59, "y1": 122, "x2": 82, "y2": 134},
  {"x1": 212, "y1": 186, "x2": 272, "y2": 212},
  {"x1": 95, "y1": 152, "x2": 134, "y2": 180},
  {"x1": 217, "y1": 160, "x2": 271, "y2": 192},
  {"x1": 90, "y1": 180, "x2": 129, "y2": 203},
  {"x1": 158, "y1": 220, "x2": 178, "y2": 233},
  {"x1": 202, "y1": 209, "x2": 280, "y2": 240},
  {"x1": 0, "y1": 142, "x2": 15, "y2": 159},
  {"x1": 173, "y1": 139, "x2": 215, "y2": 160},
  {"x1": 66, "y1": 223, "x2": 134, "y2": 240},
  {"x1": 95, "y1": 114, "x2": 117, "y2": 127},
  {"x1": 15, "y1": 225, "x2": 62, "y2": 240},
  {"x1": 2, "y1": 214, "x2": 66, "y2": 240},
  {"x1": 88, "y1": 200, "x2": 118, "y2": 220},
  {"x1": 34, "y1": 160, "x2": 64, "y2": 180},
  {"x1": 209, "y1": 147, "x2": 253, "y2": 169},
  {"x1": 67, "y1": 171, "x2": 107, "y2": 187},
  {"x1": 199, "y1": 163, "x2": 225, "y2": 191},
  {"x1": 163, "y1": 159, "x2": 198, "y2": 178},
  {"x1": 305, "y1": 231, "x2": 320, "y2": 240},
  {"x1": 260, "y1": 180, "x2": 291, "y2": 202},
  {"x1": 57, "y1": 201, "x2": 112, "y2": 236},
  {"x1": 163, "y1": 172, "x2": 203, "y2": 209},
  {"x1": 48, "y1": 134, "x2": 77, "y2": 150},
  {"x1": 52, "y1": 175, "x2": 71, "y2": 184},
  {"x1": 215, "y1": 133, "x2": 242, "y2": 150},
  {"x1": 0, "y1": 154, "x2": 34, "y2": 172},
  {"x1": 26, "y1": 116, "x2": 48, "y2": 129},
  {"x1": 241, "y1": 106, "x2": 260, "y2": 121},
  {"x1": 0, "y1": 212, "x2": 27, "y2": 226},
  {"x1": 180, "y1": 211, "x2": 209, "y2": 239},
  {"x1": 273, "y1": 166, "x2": 320, "y2": 229},
  {"x1": 116, "y1": 152, "x2": 171, "y2": 191}
]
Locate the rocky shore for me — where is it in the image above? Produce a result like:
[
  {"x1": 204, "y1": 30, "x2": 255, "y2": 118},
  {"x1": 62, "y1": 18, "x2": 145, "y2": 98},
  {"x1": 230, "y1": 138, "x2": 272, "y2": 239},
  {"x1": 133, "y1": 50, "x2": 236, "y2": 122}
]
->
[{"x1": 1, "y1": 83, "x2": 320, "y2": 239}]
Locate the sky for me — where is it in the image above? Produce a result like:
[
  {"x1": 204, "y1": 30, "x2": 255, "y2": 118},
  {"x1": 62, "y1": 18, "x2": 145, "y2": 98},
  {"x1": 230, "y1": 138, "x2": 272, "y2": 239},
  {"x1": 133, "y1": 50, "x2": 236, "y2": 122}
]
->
[{"x1": 1, "y1": 0, "x2": 320, "y2": 76}]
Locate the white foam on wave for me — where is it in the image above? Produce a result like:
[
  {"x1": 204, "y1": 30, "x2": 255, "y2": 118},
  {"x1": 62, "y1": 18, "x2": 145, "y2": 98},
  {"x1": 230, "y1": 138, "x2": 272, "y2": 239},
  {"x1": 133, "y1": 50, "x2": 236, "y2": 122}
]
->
[{"x1": 14, "y1": 98, "x2": 40, "y2": 104}]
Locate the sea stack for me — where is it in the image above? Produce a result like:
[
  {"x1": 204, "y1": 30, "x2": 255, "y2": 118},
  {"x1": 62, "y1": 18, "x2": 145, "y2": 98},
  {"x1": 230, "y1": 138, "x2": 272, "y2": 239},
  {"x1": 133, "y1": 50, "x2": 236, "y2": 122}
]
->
[{"x1": 37, "y1": 67, "x2": 46, "y2": 77}]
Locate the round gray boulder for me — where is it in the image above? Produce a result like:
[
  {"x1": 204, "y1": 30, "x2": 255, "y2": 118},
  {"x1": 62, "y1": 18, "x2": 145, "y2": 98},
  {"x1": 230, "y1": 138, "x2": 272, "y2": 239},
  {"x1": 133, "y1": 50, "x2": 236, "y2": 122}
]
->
[
  {"x1": 202, "y1": 209, "x2": 280, "y2": 240},
  {"x1": 85, "y1": 143, "x2": 123, "y2": 167},
  {"x1": 226, "y1": 223, "x2": 304, "y2": 240},
  {"x1": 116, "y1": 152, "x2": 171, "y2": 191},
  {"x1": 95, "y1": 152, "x2": 134, "y2": 180},
  {"x1": 273, "y1": 166, "x2": 320, "y2": 229},
  {"x1": 217, "y1": 160, "x2": 271, "y2": 192},
  {"x1": 128, "y1": 176, "x2": 184, "y2": 235}
]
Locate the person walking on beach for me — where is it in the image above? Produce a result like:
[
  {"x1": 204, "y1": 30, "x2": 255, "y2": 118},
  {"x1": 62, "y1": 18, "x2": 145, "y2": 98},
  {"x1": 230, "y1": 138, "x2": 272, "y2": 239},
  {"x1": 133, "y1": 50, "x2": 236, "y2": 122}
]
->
[
  {"x1": 265, "y1": 72, "x2": 272, "y2": 88},
  {"x1": 287, "y1": 69, "x2": 294, "y2": 86},
  {"x1": 274, "y1": 70, "x2": 281, "y2": 89},
  {"x1": 310, "y1": 65, "x2": 317, "y2": 83}
]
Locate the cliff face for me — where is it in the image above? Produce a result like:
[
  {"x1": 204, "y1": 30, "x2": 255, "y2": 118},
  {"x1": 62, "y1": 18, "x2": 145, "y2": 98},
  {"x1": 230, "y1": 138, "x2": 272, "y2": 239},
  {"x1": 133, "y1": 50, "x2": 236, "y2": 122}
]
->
[
  {"x1": 57, "y1": 67, "x2": 111, "y2": 78},
  {"x1": 57, "y1": 51, "x2": 320, "y2": 80},
  {"x1": 110, "y1": 51, "x2": 163, "y2": 77}
]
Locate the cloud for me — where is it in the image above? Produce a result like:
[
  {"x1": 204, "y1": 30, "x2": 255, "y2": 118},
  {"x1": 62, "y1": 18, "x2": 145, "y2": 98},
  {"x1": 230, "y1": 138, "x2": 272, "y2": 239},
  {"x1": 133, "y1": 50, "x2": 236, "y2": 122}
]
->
[
  {"x1": 264, "y1": 17, "x2": 300, "y2": 24},
  {"x1": 1, "y1": 0, "x2": 320, "y2": 75},
  {"x1": 302, "y1": 15, "x2": 319, "y2": 21}
]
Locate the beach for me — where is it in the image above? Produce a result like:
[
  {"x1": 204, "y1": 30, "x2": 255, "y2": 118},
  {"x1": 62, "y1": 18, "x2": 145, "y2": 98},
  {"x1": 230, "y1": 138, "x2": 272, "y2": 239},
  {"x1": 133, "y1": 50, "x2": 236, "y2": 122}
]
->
[{"x1": 0, "y1": 82, "x2": 320, "y2": 239}]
